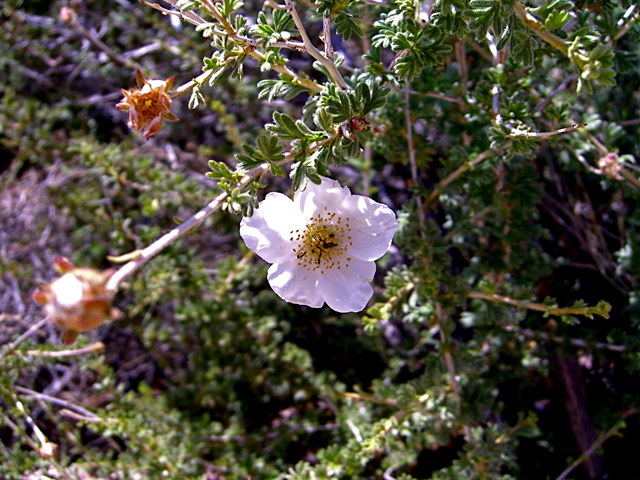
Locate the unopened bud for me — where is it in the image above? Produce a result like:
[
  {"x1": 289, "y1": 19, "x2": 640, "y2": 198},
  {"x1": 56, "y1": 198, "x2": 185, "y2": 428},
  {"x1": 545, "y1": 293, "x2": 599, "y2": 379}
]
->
[{"x1": 32, "y1": 258, "x2": 119, "y2": 345}]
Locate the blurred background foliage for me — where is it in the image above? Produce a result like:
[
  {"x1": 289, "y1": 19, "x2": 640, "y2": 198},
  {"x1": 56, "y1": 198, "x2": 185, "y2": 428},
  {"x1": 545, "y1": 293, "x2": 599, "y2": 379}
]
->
[{"x1": 2, "y1": 0, "x2": 640, "y2": 479}]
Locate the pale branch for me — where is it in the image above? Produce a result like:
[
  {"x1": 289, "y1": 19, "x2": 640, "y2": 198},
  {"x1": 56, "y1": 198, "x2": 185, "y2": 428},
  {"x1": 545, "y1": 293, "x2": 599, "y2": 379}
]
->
[
  {"x1": 344, "y1": 392, "x2": 398, "y2": 405},
  {"x1": 436, "y1": 302, "x2": 473, "y2": 443},
  {"x1": 405, "y1": 84, "x2": 424, "y2": 230},
  {"x1": 145, "y1": 1, "x2": 304, "y2": 50},
  {"x1": 468, "y1": 291, "x2": 608, "y2": 319},
  {"x1": 70, "y1": 18, "x2": 144, "y2": 72},
  {"x1": 0, "y1": 317, "x2": 48, "y2": 361},
  {"x1": 613, "y1": 5, "x2": 638, "y2": 42},
  {"x1": 14, "y1": 397, "x2": 56, "y2": 457},
  {"x1": 200, "y1": 0, "x2": 236, "y2": 35},
  {"x1": 535, "y1": 73, "x2": 578, "y2": 111},
  {"x1": 426, "y1": 148, "x2": 497, "y2": 205},
  {"x1": 322, "y1": 16, "x2": 334, "y2": 60},
  {"x1": 391, "y1": 85, "x2": 466, "y2": 105},
  {"x1": 455, "y1": 39, "x2": 468, "y2": 94},
  {"x1": 620, "y1": 167, "x2": 640, "y2": 190},
  {"x1": 145, "y1": 0, "x2": 322, "y2": 92},
  {"x1": 0, "y1": 413, "x2": 41, "y2": 454},
  {"x1": 467, "y1": 37, "x2": 495, "y2": 64},
  {"x1": 555, "y1": 409, "x2": 638, "y2": 480},
  {"x1": 504, "y1": 123, "x2": 586, "y2": 139},
  {"x1": 15, "y1": 386, "x2": 102, "y2": 420},
  {"x1": 25, "y1": 342, "x2": 105, "y2": 357},
  {"x1": 508, "y1": 326, "x2": 625, "y2": 353},
  {"x1": 105, "y1": 162, "x2": 270, "y2": 293},
  {"x1": 513, "y1": 2, "x2": 569, "y2": 56},
  {"x1": 284, "y1": 0, "x2": 348, "y2": 89},
  {"x1": 105, "y1": 135, "x2": 340, "y2": 294}
]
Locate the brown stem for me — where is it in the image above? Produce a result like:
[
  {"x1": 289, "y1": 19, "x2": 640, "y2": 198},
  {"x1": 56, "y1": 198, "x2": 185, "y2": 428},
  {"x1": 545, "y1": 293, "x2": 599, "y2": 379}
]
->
[{"x1": 513, "y1": 2, "x2": 568, "y2": 55}]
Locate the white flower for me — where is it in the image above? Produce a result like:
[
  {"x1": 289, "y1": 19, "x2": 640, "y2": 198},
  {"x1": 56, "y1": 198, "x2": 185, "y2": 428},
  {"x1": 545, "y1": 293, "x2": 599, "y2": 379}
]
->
[{"x1": 240, "y1": 176, "x2": 398, "y2": 313}]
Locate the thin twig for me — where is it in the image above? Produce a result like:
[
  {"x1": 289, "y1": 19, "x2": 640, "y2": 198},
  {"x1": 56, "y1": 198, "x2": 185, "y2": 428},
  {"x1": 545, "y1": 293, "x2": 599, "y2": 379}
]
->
[
  {"x1": 144, "y1": 0, "x2": 322, "y2": 92},
  {"x1": 405, "y1": 83, "x2": 424, "y2": 229},
  {"x1": 322, "y1": 16, "x2": 333, "y2": 59},
  {"x1": 1, "y1": 413, "x2": 40, "y2": 452},
  {"x1": 70, "y1": 19, "x2": 143, "y2": 71},
  {"x1": 25, "y1": 342, "x2": 105, "y2": 357},
  {"x1": 535, "y1": 73, "x2": 578, "y2": 111},
  {"x1": 14, "y1": 386, "x2": 102, "y2": 419},
  {"x1": 427, "y1": 148, "x2": 496, "y2": 205},
  {"x1": 14, "y1": 397, "x2": 56, "y2": 457},
  {"x1": 344, "y1": 392, "x2": 397, "y2": 405},
  {"x1": 436, "y1": 303, "x2": 473, "y2": 443},
  {"x1": 509, "y1": 326, "x2": 625, "y2": 353},
  {"x1": 513, "y1": 2, "x2": 568, "y2": 55},
  {"x1": 468, "y1": 291, "x2": 608, "y2": 319},
  {"x1": 105, "y1": 135, "x2": 339, "y2": 293},
  {"x1": 284, "y1": 0, "x2": 347, "y2": 89},
  {"x1": 0, "y1": 317, "x2": 48, "y2": 361},
  {"x1": 613, "y1": 5, "x2": 638, "y2": 41},
  {"x1": 504, "y1": 123, "x2": 586, "y2": 139},
  {"x1": 105, "y1": 163, "x2": 269, "y2": 293},
  {"x1": 455, "y1": 39, "x2": 467, "y2": 94},
  {"x1": 391, "y1": 84, "x2": 465, "y2": 105},
  {"x1": 555, "y1": 409, "x2": 638, "y2": 480}
]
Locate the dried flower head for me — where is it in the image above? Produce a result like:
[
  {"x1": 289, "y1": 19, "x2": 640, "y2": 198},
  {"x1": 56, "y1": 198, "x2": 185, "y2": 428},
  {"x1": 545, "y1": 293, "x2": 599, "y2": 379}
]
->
[
  {"x1": 32, "y1": 257, "x2": 119, "y2": 345},
  {"x1": 597, "y1": 152, "x2": 623, "y2": 180},
  {"x1": 116, "y1": 69, "x2": 178, "y2": 140}
]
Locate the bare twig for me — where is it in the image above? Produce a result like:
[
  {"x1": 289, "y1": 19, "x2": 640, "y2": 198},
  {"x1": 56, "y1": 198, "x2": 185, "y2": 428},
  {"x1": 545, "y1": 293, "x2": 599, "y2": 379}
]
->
[
  {"x1": 504, "y1": 123, "x2": 586, "y2": 139},
  {"x1": 455, "y1": 39, "x2": 468, "y2": 94},
  {"x1": 513, "y1": 2, "x2": 568, "y2": 55},
  {"x1": 105, "y1": 163, "x2": 269, "y2": 292},
  {"x1": 344, "y1": 392, "x2": 397, "y2": 405},
  {"x1": 14, "y1": 386, "x2": 102, "y2": 420},
  {"x1": 405, "y1": 84, "x2": 424, "y2": 228},
  {"x1": 0, "y1": 317, "x2": 48, "y2": 361},
  {"x1": 535, "y1": 73, "x2": 578, "y2": 111},
  {"x1": 436, "y1": 303, "x2": 473, "y2": 443},
  {"x1": 391, "y1": 84, "x2": 465, "y2": 105},
  {"x1": 322, "y1": 16, "x2": 333, "y2": 59},
  {"x1": 508, "y1": 326, "x2": 625, "y2": 353},
  {"x1": 555, "y1": 409, "x2": 638, "y2": 480},
  {"x1": 284, "y1": 0, "x2": 348, "y2": 89},
  {"x1": 468, "y1": 291, "x2": 609, "y2": 319},
  {"x1": 70, "y1": 19, "x2": 143, "y2": 71},
  {"x1": 25, "y1": 342, "x2": 105, "y2": 357},
  {"x1": 143, "y1": 0, "x2": 322, "y2": 92},
  {"x1": 106, "y1": 135, "x2": 339, "y2": 293},
  {"x1": 613, "y1": 5, "x2": 638, "y2": 41},
  {"x1": 427, "y1": 148, "x2": 497, "y2": 205}
]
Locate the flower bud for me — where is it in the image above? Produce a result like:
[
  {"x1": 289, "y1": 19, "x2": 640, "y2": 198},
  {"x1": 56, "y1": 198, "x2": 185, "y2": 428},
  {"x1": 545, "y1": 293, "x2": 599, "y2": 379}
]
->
[{"x1": 32, "y1": 258, "x2": 119, "y2": 345}]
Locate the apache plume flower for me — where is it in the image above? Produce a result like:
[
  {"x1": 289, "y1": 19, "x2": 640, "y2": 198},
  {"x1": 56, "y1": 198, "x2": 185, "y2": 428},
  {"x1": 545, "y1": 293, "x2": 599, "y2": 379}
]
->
[
  {"x1": 32, "y1": 258, "x2": 119, "y2": 345},
  {"x1": 240, "y1": 176, "x2": 398, "y2": 313},
  {"x1": 116, "y1": 69, "x2": 178, "y2": 140}
]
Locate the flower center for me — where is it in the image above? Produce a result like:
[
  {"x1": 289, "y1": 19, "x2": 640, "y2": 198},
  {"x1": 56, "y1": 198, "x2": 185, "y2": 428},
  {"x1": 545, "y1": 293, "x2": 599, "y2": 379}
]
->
[{"x1": 290, "y1": 207, "x2": 353, "y2": 273}]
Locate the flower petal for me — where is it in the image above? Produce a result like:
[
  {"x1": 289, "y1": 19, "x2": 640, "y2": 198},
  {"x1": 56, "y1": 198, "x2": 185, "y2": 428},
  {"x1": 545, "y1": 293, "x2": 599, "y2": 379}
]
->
[
  {"x1": 240, "y1": 192, "x2": 303, "y2": 264},
  {"x1": 267, "y1": 260, "x2": 325, "y2": 308},
  {"x1": 143, "y1": 115, "x2": 164, "y2": 140},
  {"x1": 336, "y1": 195, "x2": 398, "y2": 261},
  {"x1": 318, "y1": 258, "x2": 376, "y2": 312},
  {"x1": 295, "y1": 176, "x2": 351, "y2": 219}
]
